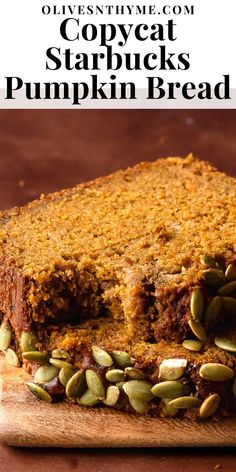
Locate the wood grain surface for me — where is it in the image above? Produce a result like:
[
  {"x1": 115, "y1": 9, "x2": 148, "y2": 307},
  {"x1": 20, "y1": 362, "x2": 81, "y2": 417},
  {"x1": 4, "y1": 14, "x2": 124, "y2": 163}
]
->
[{"x1": 1, "y1": 355, "x2": 236, "y2": 448}]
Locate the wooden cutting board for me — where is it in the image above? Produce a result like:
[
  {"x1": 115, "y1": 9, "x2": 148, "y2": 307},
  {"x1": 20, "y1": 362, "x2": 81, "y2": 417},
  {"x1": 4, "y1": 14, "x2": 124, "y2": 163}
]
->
[{"x1": 1, "y1": 354, "x2": 236, "y2": 448}]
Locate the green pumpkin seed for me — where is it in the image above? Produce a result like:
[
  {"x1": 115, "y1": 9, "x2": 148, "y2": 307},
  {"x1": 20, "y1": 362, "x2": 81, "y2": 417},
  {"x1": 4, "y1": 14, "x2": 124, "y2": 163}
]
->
[
  {"x1": 20, "y1": 332, "x2": 37, "y2": 353},
  {"x1": 221, "y1": 297, "x2": 236, "y2": 316},
  {"x1": 123, "y1": 380, "x2": 154, "y2": 402},
  {"x1": 59, "y1": 367, "x2": 75, "y2": 387},
  {"x1": 204, "y1": 296, "x2": 222, "y2": 326},
  {"x1": 201, "y1": 255, "x2": 221, "y2": 269},
  {"x1": 105, "y1": 369, "x2": 126, "y2": 383},
  {"x1": 232, "y1": 378, "x2": 236, "y2": 397},
  {"x1": 111, "y1": 350, "x2": 135, "y2": 368},
  {"x1": 125, "y1": 367, "x2": 146, "y2": 380},
  {"x1": 26, "y1": 382, "x2": 52, "y2": 402},
  {"x1": 66, "y1": 371, "x2": 86, "y2": 400},
  {"x1": 5, "y1": 348, "x2": 20, "y2": 367},
  {"x1": 199, "y1": 363, "x2": 234, "y2": 381},
  {"x1": 151, "y1": 380, "x2": 187, "y2": 399},
  {"x1": 34, "y1": 365, "x2": 59, "y2": 384},
  {"x1": 218, "y1": 281, "x2": 236, "y2": 296},
  {"x1": 199, "y1": 394, "x2": 220, "y2": 419},
  {"x1": 78, "y1": 389, "x2": 99, "y2": 407},
  {"x1": 190, "y1": 288, "x2": 204, "y2": 322},
  {"x1": 162, "y1": 398, "x2": 178, "y2": 417},
  {"x1": 51, "y1": 349, "x2": 69, "y2": 360},
  {"x1": 92, "y1": 346, "x2": 113, "y2": 367},
  {"x1": 188, "y1": 319, "x2": 207, "y2": 342},
  {"x1": 225, "y1": 264, "x2": 236, "y2": 282},
  {"x1": 129, "y1": 398, "x2": 148, "y2": 414},
  {"x1": 203, "y1": 269, "x2": 226, "y2": 288},
  {"x1": 159, "y1": 359, "x2": 187, "y2": 380},
  {"x1": 103, "y1": 386, "x2": 120, "y2": 406},
  {"x1": 85, "y1": 370, "x2": 105, "y2": 400},
  {"x1": 49, "y1": 358, "x2": 72, "y2": 369},
  {"x1": 168, "y1": 396, "x2": 201, "y2": 409},
  {"x1": 182, "y1": 340, "x2": 203, "y2": 351},
  {"x1": 0, "y1": 326, "x2": 12, "y2": 352},
  {"x1": 215, "y1": 337, "x2": 236, "y2": 353},
  {"x1": 22, "y1": 351, "x2": 49, "y2": 364}
]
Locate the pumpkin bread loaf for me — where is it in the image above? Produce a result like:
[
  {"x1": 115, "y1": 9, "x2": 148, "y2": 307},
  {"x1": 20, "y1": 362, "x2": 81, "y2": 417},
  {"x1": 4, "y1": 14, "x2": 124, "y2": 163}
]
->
[{"x1": 0, "y1": 155, "x2": 236, "y2": 419}]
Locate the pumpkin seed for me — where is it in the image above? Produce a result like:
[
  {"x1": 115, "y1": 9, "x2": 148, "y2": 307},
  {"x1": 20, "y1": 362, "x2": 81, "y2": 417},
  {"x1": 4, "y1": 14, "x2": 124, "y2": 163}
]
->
[
  {"x1": 34, "y1": 365, "x2": 59, "y2": 384},
  {"x1": 162, "y1": 398, "x2": 178, "y2": 417},
  {"x1": 92, "y1": 346, "x2": 113, "y2": 367},
  {"x1": 159, "y1": 359, "x2": 187, "y2": 380},
  {"x1": 0, "y1": 325, "x2": 12, "y2": 352},
  {"x1": 49, "y1": 358, "x2": 72, "y2": 369},
  {"x1": 20, "y1": 332, "x2": 37, "y2": 353},
  {"x1": 129, "y1": 398, "x2": 148, "y2": 414},
  {"x1": 66, "y1": 371, "x2": 86, "y2": 400},
  {"x1": 103, "y1": 386, "x2": 120, "y2": 406},
  {"x1": 215, "y1": 337, "x2": 236, "y2": 353},
  {"x1": 201, "y1": 255, "x2": 221, "y2": 269},
  {"x1": 225, "y1": 264, "x2": 236, "y2": 282},
  {"x1": 203, "y1": 269, "x2": 226, "y2": 288},
  {"x1": 123, "y1": 380, "x2": 154, "y2": 402},
  {"x1": 221, "y1": 297, "x2": 236, "y2": 316},
  {"x1": 105, "y1": 369, "x2": 126, "y2": 383},
  {"x1": 188, "y1": 319, "x2": 207, "y2": 342},
  {"x1": 199, "y1": 363, "x2": 234, "y2": 381},
  {"x1": 151, "y1": 380, "x2": 187, "y2": 399},
  {"x1": 51, "y1": 349, "x2": 69, "y2": 360},
  {"x1": 182, "y1": 340, "x2": 203, "y2": 352},
  {"x1": 218, "y1": 281, "x2": 236, "y2": 296},
  {"x1": 199, "y1": 394, "x2": 220, "y2": 419},
  {"x1": 111, "y1": 350, "x2": 135, "y2": 368},
  {"x1": 125, "y1": 367, "x2": 146, "y2": 380},
  {"x1": 85, "y1": 370, "x2": 105, "y2": 400},
  {"x1": 78, "y1": 389, "x2": 99, "y2": 407},
  {"x1": 190, "y1": 288, "x2": 204, "y2": 322},
  {"x1": 22, "y1": 351, "x2": 49, "y2": 364},
  {"x1": 5, "y1": 348, "x2": 20, "y2": 367},
  {"x1": 232, "y1": 378, "x2": 236, "y2": 397},
  {"x1": 204, "y1": 296, "x2": 222, "y2": 326},
  {"x1": 26, "y1": 382, "x2": 52, "y2": 402},
  {"x1": 168, "y1": 396, "x2": 201, "y2": 409},
  {"x1": 59, "y1": 367, "x2": 75, "y2": 387}
]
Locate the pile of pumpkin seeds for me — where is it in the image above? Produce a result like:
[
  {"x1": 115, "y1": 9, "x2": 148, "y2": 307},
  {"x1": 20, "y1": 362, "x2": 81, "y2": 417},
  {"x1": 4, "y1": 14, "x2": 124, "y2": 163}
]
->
[
  {"x1": 23, "y1": 344, "x2": 236, "y2": 418},
  {"x1": 185, "y1": 258, "x2": 236, "y2": 353},
  {"x1": 0, "y1": 258, "x2": 236, "y2": 419},
  {"x1": 1, "y1": 330, "x2": 235, "y2": 419}
]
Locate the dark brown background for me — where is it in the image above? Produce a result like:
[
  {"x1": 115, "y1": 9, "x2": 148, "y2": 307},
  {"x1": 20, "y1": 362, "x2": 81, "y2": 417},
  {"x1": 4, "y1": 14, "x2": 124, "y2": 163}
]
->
[{"x1": 1, "y1": 109, "x2": 236, "y2": 471}]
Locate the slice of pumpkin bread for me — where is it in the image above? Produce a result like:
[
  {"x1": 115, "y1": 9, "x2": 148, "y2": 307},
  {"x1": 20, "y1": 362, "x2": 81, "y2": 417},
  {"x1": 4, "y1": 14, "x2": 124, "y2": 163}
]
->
[{"x1": 1, "y1": 155, "x2": 236, "y2": 419}]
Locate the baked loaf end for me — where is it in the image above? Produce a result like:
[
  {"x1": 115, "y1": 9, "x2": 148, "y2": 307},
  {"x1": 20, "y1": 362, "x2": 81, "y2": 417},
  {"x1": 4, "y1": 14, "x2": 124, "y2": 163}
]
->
[{"x1": 1, "y1": 155, "x2": 236, "y2": 419}]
